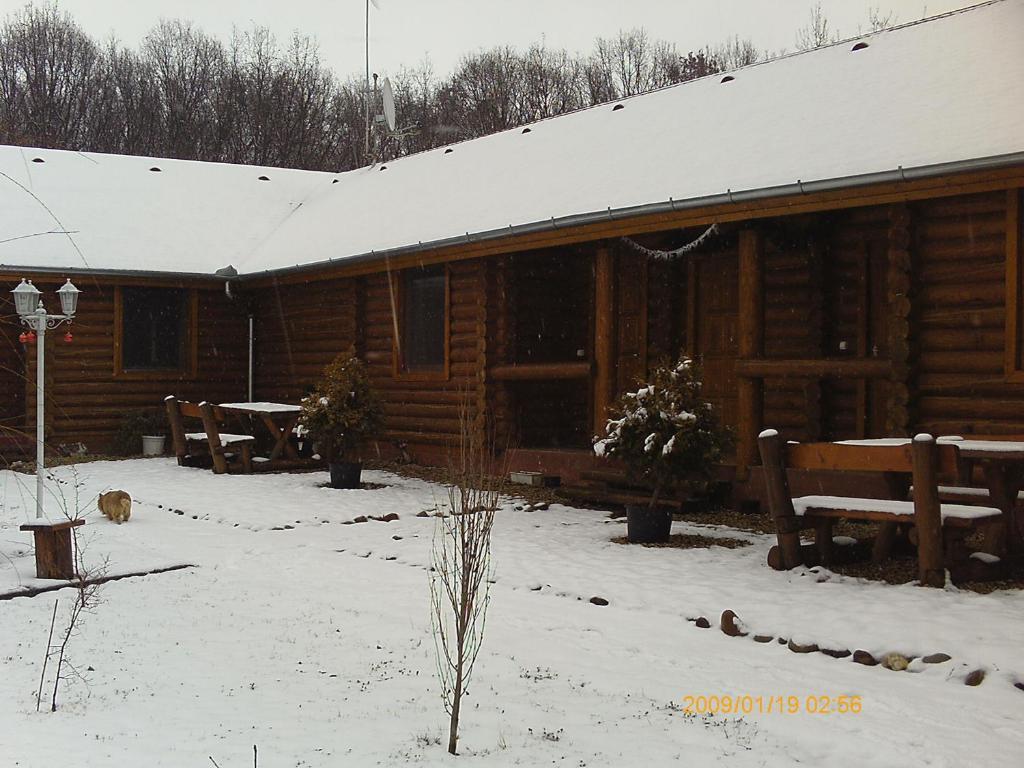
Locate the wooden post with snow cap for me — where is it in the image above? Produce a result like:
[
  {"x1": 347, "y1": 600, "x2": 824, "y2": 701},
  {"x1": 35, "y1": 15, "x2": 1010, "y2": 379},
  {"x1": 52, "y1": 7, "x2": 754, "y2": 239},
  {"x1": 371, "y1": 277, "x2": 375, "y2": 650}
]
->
[
  {"x1": 593, "y1": 243, "x2": 616, "y2": 437},
  {"x1": 757, "y1": 428, "x2": 803, "y2": 570},
  {"x1": 911, "y1": 433, "x2": 945, "y2": 587}
]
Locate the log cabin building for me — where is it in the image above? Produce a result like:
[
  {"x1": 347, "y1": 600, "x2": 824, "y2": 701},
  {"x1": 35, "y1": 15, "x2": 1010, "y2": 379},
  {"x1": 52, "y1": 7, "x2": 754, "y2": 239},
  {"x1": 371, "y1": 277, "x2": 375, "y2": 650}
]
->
[{"x1": 1, "y1": 1, "x2": 1022, "y2": 503}]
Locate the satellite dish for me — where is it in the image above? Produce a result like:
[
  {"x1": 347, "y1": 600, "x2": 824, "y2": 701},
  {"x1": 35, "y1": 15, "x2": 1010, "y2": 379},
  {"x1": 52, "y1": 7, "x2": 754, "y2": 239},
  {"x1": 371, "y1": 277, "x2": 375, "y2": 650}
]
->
[{"x1": 381, "y1": 77, "x2": 396, "y2": 133}]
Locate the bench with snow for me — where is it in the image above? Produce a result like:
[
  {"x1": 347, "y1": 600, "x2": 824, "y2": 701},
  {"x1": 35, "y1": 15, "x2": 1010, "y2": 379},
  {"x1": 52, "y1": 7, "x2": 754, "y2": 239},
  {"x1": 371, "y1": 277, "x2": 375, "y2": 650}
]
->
[
  {"x1": 164, "y1": 396, "x2": 255, "y2": 474},
  {"x1": 758, "y1": 430, "x2": 1004, "y2": 587},
  {"x1": 20, "y1": 518, "x2": 84, "y2": 580}
]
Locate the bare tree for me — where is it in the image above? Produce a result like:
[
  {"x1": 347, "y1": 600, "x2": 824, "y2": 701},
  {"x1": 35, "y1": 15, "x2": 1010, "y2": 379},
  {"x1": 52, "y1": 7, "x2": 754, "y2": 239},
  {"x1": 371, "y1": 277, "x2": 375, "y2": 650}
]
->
[
  {"x1": 866, "y1": 7, "x2": 899, "y2": 32},
  {"x1": 141, "y1": 20, "x2": 225, "y2": 160},
  {"x1": 35, "y1": 471, "x2": 107, "y2": 712},
  {"x1": 0, "y1": 4, "x2": 102, "y2": 148},
  {"x1": 796, "y1": 2, "x2": 840, "y2": 50},
  {"x1": 431, "y1": 403, "x2": 504, "y2": 755},
  {"x1": 0, "y1": 7, "x2": 792, "y2": 171}
]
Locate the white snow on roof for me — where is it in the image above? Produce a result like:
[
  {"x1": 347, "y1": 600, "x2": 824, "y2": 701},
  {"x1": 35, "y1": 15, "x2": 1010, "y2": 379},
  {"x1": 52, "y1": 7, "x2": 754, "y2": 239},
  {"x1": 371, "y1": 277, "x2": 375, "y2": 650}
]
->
[
  {"x1": 0, "y1": 151, "x2": 334, "y2": 275},
  {"x1": 1, "y1": 0, "x2": 1021, "y2": 278}
]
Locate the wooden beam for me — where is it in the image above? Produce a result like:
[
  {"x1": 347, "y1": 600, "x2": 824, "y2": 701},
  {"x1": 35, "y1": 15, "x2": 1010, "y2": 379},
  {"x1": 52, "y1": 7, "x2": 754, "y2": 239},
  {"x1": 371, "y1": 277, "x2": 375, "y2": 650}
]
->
[
  {"x1": 735, "y1": 357, "x2": 891, "y2": 379},
  {"x1": 735, "y1": 229, "x2": 764, "y2": 479},
  {"x1": 1004, "y1": 188, "x2": 1021, "y2": 377},
  {"x1": 885, "y1": 204, "x2": 913, "y2": 436},
  {"x1": 489, "y1": 361, "x2": 593, "y2": 381},
  {"x1": 593, "y1": 245, "x2": 615, "y2": 436}
]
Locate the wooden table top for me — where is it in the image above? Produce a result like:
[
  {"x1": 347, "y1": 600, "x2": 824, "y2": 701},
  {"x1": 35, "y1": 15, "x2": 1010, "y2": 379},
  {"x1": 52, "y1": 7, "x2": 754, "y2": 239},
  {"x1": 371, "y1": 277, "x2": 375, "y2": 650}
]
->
[{"x1": 218, "y1": 402, "x2": 302, "y2": 415}]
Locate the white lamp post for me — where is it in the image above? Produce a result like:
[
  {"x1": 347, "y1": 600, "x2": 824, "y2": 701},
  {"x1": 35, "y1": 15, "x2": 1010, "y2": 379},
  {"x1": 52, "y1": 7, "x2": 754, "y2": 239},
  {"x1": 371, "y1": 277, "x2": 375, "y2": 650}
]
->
[{"x1": 10, "y1": 278, "x2": 81, "y2": 518}]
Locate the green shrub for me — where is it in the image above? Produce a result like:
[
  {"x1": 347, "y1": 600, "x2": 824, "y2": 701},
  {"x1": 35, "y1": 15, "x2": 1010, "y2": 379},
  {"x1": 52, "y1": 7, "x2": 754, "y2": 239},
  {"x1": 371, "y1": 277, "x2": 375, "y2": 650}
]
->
[
  {"x1": 112, "y1": 408, "x2": 168, "y2": 456},
  {"x1": 594, "y1": 357, "x2": 731, "y2": 507},
  {"x1": 300, "y1": 356, "x2": 384, "y2": 462}
]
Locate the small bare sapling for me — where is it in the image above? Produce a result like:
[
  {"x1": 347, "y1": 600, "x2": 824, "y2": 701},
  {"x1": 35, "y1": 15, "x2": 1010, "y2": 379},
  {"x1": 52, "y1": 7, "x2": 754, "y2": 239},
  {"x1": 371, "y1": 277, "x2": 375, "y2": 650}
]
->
[{"x1": 430, "y1": 402, "x2": 505, "y2": 754}]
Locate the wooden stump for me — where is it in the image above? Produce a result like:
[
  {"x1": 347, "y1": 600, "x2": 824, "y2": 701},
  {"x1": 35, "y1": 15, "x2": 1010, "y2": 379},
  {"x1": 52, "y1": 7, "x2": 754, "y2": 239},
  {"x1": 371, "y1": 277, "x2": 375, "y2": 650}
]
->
[{"x1": 20, "y1": 519, "x2": 85, "y2": 580}]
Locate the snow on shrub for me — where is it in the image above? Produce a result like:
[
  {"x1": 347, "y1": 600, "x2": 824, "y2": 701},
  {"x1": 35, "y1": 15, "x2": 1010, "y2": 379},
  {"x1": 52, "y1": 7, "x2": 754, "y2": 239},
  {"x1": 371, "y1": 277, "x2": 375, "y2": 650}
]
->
[
  {"x1": 594, "y1": 358, "x2": 731, "y2": 506},
  {"x1": 300, "y1": 355, "x2": 383, "y2": 462}
]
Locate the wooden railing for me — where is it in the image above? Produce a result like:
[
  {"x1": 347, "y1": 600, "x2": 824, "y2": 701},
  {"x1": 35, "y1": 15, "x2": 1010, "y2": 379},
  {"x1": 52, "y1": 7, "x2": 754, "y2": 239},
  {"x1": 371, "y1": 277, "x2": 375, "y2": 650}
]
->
[
  {"x1": 489, "y1": 361, "x2": 593, "y2": 381},
  {"x1": 735, "y1": 357, "x2": 891, "y2": 380}
]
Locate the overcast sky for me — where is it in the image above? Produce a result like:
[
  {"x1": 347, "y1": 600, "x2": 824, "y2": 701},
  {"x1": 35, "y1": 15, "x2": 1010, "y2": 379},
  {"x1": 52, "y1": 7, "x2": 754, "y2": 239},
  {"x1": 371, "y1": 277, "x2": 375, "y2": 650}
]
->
[{"x1": 3, "y1": 0, "x2": 968, "y2": 79}]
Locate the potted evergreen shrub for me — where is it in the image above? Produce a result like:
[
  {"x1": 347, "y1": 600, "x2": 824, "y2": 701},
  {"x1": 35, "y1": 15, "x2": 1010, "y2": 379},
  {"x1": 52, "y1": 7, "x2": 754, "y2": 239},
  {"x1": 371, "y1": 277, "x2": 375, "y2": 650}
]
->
[
  {"x1": 300, "y1": 355, "x2": 384, "y2": 489},
  {"x1": 593, "y1": 358, "x2": 731, "y2": 543}
]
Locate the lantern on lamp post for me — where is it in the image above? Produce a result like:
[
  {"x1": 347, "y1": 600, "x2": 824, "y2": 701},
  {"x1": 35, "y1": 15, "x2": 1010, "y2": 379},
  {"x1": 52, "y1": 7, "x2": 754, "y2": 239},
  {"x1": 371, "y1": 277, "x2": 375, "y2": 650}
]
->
[{"x1": 10, "y1": 278, "x2": 81, "y2": 519}]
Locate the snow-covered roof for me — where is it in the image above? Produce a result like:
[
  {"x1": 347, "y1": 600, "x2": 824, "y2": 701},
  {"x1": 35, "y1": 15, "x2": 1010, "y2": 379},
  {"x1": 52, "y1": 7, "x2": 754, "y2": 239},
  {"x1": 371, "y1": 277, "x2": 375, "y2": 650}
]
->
[
  {"x1": 1, "y1": 0, "x2": 1022, "y2": 279},
  {"x1": 0, "y1": 150, "x2": 334, "y2": 276}
]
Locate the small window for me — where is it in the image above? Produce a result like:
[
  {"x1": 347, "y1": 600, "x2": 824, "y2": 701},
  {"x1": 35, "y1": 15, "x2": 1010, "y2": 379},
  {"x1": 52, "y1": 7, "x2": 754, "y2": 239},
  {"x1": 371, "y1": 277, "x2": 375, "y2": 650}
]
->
[
  {"x1": 120, "y1": 287, "x2": 189, "y2": 371},
  {"x1": 398, "y1": 265, "x2": 447, "y2": 374}
]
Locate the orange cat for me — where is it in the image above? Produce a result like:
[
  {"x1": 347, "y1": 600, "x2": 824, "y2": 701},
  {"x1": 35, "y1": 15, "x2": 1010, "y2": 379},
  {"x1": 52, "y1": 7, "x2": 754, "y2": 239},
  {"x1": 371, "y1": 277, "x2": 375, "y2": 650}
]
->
[{"x1": 97, "y1": 490, "x2": 132, "y2": 524}]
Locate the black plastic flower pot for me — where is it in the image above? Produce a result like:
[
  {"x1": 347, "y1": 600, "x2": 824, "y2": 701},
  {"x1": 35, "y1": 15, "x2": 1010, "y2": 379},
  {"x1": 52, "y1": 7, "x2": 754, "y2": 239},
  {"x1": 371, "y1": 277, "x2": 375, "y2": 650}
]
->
[
  {"x1": 328, "y1": 461, "x2": 362, "y2": 489},
  {"x1": 625, "y1": 504, "x2": 673, "y2": 543}
]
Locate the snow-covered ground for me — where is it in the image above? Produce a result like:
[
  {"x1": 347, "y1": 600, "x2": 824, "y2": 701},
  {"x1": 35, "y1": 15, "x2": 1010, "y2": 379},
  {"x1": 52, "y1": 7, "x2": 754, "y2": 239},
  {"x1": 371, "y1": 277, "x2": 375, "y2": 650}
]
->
[{"x1": 1, "y1": 459, "x2": 1022, "y2": 766}]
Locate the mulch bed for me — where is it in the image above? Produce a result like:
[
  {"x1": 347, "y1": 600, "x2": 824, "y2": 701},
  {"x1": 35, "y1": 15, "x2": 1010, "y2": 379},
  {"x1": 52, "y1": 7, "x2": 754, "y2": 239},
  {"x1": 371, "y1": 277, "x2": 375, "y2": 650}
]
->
[
  {"x1": 610, "y1": 533, "x2": 752, "y2": 550},
  {"x1": 316, "y1": 481, "x2": 389, "y2": 490},
  {"x1": 826, "y1": 552, "x2": 1024, "y2": 593}
]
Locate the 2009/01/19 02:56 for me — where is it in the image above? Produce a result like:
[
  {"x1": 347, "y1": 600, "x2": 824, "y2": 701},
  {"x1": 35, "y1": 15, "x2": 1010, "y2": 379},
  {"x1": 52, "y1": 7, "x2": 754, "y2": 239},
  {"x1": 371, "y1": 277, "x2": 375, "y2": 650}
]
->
[{"x1": 683, "y1": 694, "x2": 863, "y2": 715}]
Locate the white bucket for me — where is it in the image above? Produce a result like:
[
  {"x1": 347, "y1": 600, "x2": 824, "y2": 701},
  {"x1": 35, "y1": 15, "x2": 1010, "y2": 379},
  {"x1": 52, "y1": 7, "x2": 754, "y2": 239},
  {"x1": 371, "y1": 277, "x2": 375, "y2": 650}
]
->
[{"x1": 141, "y1": 435, "x2": 165, "y2": 456}]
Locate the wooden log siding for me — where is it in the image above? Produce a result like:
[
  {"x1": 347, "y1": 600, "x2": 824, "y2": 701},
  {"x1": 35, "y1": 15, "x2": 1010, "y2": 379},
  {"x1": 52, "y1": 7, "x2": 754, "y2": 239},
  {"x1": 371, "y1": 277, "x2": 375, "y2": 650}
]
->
[
  {"x1": 252, "y1": 277, "x2": 358, "y2": 402},
  {"x1": 914, "y1": 191, "x2": 1020, "y2": 435},
  {"x1": 362, "y1": 260, "x2": 486, "y2": 447},
  {"x1": 23, "y1": 283, "x2": 247, "y2": 453},
  {"x1": 0, "y1": 291, "x2": 25, "y2": 433}
]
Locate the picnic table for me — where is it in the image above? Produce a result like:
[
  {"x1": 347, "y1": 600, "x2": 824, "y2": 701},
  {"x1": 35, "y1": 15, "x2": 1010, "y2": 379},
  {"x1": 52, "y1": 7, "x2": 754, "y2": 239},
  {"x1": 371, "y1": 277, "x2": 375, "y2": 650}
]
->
[
  {"x1": 218, "y1": 402, "x2": 304, "y2": 463},
  {"x1": 839, "y1": 436, "x2": 1024, "y2": 556},
  {"x1": 166, "y1": 397, "x2": 316, "y2": 474},
  {"x1": 759, "y1": 431, "x2": 1008, "y2": 585}
]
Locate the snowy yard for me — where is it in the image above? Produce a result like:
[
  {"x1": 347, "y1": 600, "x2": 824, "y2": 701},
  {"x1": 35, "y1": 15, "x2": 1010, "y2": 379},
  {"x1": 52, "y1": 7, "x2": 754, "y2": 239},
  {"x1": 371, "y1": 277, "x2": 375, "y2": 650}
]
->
[{"x1": 1, "y1": 459, "x2": 1023, "y2": 767}]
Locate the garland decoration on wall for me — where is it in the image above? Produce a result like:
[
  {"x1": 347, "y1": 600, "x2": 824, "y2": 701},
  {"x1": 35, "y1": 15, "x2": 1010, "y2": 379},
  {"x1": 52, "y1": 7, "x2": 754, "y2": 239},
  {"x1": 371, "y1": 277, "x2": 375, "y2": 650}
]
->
[{"x1": 620, "y1": 223, "x2": 719, "y2": 260}]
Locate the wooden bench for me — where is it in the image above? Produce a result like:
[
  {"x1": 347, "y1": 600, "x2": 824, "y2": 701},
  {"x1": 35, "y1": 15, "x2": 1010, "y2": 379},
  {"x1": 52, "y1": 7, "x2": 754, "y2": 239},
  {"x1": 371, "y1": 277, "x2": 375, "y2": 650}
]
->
[
  {"x1": 758, "y1": 430, "x2": 1003, "y2": 587},
  {"x1": 165, "y1": 396, "x2": 255, "y2": 474},
  {"x1": 20, "y1": 519, "x2": 85, "y2": 580}
]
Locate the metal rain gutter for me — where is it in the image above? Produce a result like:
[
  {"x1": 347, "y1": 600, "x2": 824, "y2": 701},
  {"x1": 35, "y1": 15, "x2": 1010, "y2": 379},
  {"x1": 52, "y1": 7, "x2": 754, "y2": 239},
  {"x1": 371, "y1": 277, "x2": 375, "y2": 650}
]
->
[{"x1": 243, "y1": 151, "x2": 1024, "y2": 281}]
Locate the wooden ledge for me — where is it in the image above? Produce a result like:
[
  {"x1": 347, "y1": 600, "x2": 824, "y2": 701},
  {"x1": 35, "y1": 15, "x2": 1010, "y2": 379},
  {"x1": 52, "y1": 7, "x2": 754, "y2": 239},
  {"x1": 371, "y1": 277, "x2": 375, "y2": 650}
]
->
[
  {"x1": 735, "y1": 357, "x2": 891, "y2": 380},
  {"x1": 490, "y1": 361, "x2": 593, "y2": 381},
  {"x1": 20, "y1": 519, "x2": 85, "y2": 532}
]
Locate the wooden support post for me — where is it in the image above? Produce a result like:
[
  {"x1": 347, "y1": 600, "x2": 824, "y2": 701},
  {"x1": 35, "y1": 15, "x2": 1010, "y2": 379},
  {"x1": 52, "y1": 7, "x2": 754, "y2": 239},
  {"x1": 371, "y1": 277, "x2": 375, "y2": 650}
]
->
[
  {"x1": 164, "y1": 396, "x2": 188, "y2": 465},
  {"x1": 814, "y1": 519, "x2": 834, "y2": 565},
  {"x1": 593, "y1": 244, "x2": 615, "y2": 437},
  {"x1": 199, "y1": 401, "x2": 229, "y2": 475},
  {"x1": 885, "y1": 204, "x2": 912, "y2": 436},
  {"x1": 736, "y1": 229, "x2": 764, "y2": 479},
  {"x1": 20, "y1": 519, "x2": 84, "y2": 580},
  {"x1": 911, "y1": 436, "x2": 945, "y2": 588},
  {"x1": 757, "y1": 431, "x2": 804, "y2": 570}
]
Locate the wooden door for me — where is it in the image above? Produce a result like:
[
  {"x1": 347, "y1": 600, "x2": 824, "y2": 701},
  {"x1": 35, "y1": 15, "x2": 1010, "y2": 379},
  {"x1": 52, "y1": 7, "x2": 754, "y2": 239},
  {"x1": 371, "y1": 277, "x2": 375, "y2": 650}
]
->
[{"x1": 690, "y1": 253, "x2": 739, "y2": 428}]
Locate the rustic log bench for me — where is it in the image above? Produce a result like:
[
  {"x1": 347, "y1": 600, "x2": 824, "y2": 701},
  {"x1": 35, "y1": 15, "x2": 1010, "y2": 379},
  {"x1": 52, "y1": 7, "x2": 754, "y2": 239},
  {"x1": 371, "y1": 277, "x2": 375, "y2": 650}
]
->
[
  {"x1": 165, "y1": 396, "x2": 255, "y2": 474},
  {"x1": 758, "y1": 430, "x2": 1003, "y2": 587},
  {"x1": 20, "y1": 519, "x2": 85, "y2": 580}
]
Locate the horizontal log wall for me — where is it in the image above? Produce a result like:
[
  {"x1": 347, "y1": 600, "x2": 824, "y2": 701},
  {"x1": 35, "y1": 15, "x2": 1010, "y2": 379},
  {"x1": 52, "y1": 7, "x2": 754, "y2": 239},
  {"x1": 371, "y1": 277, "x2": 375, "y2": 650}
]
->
[
  {"x1": 913, "y1": 190, "x2": 1016, "y2": 434},
  {"x1": 23, "y1": 282, "x2": 248, "y2": 453},
  {"x1": 0, "y1": 292, "x2": 25, "y2": 433},
  {"x1": 362, "y1": 260, "x2": 485, "y2": 449},
  {"x1": 762, "y1": 238, "x2": 817, "y2": 441},
  {"x1": 251, "y1": 277, "x2": 358, "y2": 402}
]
